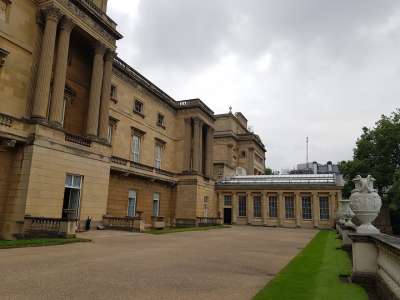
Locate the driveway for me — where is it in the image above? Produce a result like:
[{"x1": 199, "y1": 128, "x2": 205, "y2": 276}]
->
[{"x1": 0, "y1": 226, "x2": 316, "y2": 300}]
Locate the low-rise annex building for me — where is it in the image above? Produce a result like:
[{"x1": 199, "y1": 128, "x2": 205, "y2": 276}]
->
[{"x1": 216, "y1": 174, "x2": 343, "y2": 228}]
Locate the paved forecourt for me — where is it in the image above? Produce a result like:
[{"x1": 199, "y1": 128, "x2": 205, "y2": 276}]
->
[{"x1": 0, "y1": 226, "x2": 316, "y2": 300}]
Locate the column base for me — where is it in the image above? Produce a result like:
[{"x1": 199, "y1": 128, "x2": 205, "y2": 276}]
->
[{"x1": 30, "y1": 116, "x2": 48, "y2": 125}]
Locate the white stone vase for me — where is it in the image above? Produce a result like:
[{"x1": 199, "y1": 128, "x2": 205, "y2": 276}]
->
[{"x1": 349, "y1": 175, "x2": 382, "y2": 234}]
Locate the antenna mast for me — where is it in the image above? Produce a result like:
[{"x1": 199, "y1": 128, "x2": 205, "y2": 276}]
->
[{"x1": 306, "y1": 136, "x2": 309, "y2": 171}]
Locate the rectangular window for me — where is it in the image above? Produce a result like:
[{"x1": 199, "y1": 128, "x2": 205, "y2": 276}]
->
[
  {"x1": 127, "y1": 190, "x2": 136, "y2": 217},
  {"x1": 224, "y1": 195, "x2": 232, "y2": 206},
  {"x1": 302, "y1": 196, "x2": 312, "y2": 220},
  {"x1": 253, "y1": 195, "x2": 262, "y2": 218},
  {"x1": 0, "y1": 0, "x2": 10, "y2": 23},
  {"x1": 268, "y1": 195, "x2": 278, "y2": 218},
  {"x1": 285, "y1": 195, "x2": 295, "y2": 219},
  {"x1": 110, "y1": 85, "x2": 117, "y2": 99},
  {"x1": 152, "y1": 192, "x2": 160, "y2": 217},
  {"x1": 238, "y1": 194, "x2": 247, "y2": 217},
  {"x1": 132, "y1": 134, "x2": 141, "y2": 162},
  {"x1": 154, "y1": 142, "x2": 162, "y2": 169},
  {"x1": 134, "y1": 100, "x2": 144, "y2": 114},
  {"x1": 63, "y1": 174, "x2": 83, "y2": 220},
  {"x1": 157, "y1": 113, "x2": 165, "y2": 128},
  {"x1": 319, "y1": 196, "x2": 330, "y2": 220}
]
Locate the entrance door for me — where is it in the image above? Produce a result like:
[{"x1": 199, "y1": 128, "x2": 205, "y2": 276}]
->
[
  {"x1": 224, "y1": 208, "x2": 232, "y2": 224},
  {"x1": 62, "y1": 174, "x2": 82, "y2": 220}
]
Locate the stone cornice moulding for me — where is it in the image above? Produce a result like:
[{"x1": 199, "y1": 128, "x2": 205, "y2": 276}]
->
[{"x1": 38, "y1": 0, "x2": 118, "y2": 50}]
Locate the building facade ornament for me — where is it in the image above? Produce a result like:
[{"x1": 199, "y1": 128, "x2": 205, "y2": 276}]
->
[{"x1": 350, "y1": 175, "x2": 382, "y2": 234}]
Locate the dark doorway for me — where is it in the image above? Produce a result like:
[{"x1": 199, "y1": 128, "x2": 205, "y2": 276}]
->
[{"x1": 224, "y1": 208, "x2": 232, "y2": 224}]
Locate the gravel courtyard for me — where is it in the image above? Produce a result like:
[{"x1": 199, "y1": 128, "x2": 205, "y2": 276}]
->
[{"x1": 0, "y1": 226, "x2": 316, "y2": 300}]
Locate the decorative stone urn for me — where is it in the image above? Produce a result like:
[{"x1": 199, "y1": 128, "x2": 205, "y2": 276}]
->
[{"x1": 349, "y1": 175, "x2": 382, "y2": 234}]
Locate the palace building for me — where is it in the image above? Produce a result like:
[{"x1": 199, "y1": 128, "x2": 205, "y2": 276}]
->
[{"x1": 0, "y1": 0, "x2": 342, "y2": 239}]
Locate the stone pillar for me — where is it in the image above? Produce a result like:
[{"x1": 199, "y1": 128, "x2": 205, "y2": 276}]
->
[
  {"x1": 312, "y1": 192, "x2": 319, "y2": 228},
  {"x1": 205, "y1": 127, "x2": 214, "y2": 177},
  {"x1": 232, "y1": 193, "x2": 238, "y2": 224},
  {"x1": 295, "y1": 192, "x2": 301, "y2": 227},
  {"x1": 278, "y1": 192, "x2": 284, "y2": 226},
  {"x1": 32, "y1": 8, "x2": 61, "y2": 120},
  {"x1": 198, "y1": 121, "x2": 203, "y2": 174},
  {"x1": 261, "y1": 193, "x2": 267, "y2": 225},
  {"x1": 247, "y1": 193, "x2": 253, "y2": 224},
  {"x1": 49, "y1": 17, "x2": 74, "y2": 126},
  {"x1": 98, "y1": 50, "x2": 115, "y2": 141},
  {"x1": 192, "y1": 118, "x2": 201, "y2": 172},
  {"x1": 247, "y1": 147, "x2": 255, "y2": 175},
  {"x1": 183, "y1": 118, "x2": 192, "y2": 171},
  {"x1": 86, "y1": 44, "x2": 106, "y2": 137},
  {"x1": 329, "y1": 192, "x2": 336, "y2": 227}
]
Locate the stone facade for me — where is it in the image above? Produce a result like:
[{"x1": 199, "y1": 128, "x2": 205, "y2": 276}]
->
[{"x1": 0, "y1": 1, "x2": 340, "y2": 239}]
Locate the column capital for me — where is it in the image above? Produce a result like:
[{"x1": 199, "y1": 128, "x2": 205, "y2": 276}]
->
[
  {"x1": 59, "y1": 16, "x2": 75, "y2": 33},
  {"x1": 105, "y1": 50, "x2": 117, "y2": 62},
  {"x1": 42, "y1": 7, "x2": 62, "y2": 23},
  {"x1": 94, "y1": 43, "x2": 107, "y2": 55}
]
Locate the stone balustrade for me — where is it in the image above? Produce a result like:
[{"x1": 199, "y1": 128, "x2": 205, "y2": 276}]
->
[
  {"x1": 23, "y1": 215, "x2": 77, "y2": 238},
  {"x1": 102, "y1": 215, "x2": 144, "y2": 232}
]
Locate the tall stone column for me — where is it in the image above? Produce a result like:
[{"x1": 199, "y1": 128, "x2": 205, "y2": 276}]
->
[
  {"x1": 98, "y1": 50, "x2": 115, "y2": 141},
  {"x1": 247, "y1": 193, "x2": 253, "y2": 224},
  {"x1": 312, "y1": 192, "x2": 319, "y2": 228},
  {"x1": 278, "y1": 191, "x2": 285, "y2": 226},
  {"x1": 86, "y1": 44, "x2": 106, "y2": 137},
  {"x1": 232, "y1": 193, "x2": 238, "y2": 224},
  {"x1": 183, "y1": 118, "x2": 192, "y2": 171},
  {"x1": 198, "y1": 120, "x2": 203, "y2": 174},
  {"x1": 295, "y1": 192, "x2": 301, "y2": 227},
  {"x1": 329, "y1": 192, "x2": 336, "y2": 227},
  {"x1": 192, "y1": 118, "x2": 201, "y2": 172},
  {"x1": 32, "y1": 8, "x2": 61, "y2": 120},
  {"x1": 49, "y1": 17, "x2": 74, "y2": 127},
  {"x1": 261, "y1": 193, "x2": 267, "y2": 225},
  {"x1": 205, "y1": 127, "x2": 214, "y2": 177},
  {"x1": 247, "y1": 147, "x2": 255, "y2": 175}
]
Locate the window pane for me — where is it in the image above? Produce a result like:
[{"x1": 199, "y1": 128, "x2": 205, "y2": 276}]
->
[
  {"x1": 153, "y1": 193, "x2": 160, "y2": 216},
  {"x1": 128, "y1": 190, "x2": 136, "y2": 217},
  {"x1": 65, "y1": 175, "x2": 73, "y2": 187},
  {"x1": 268, "y1": 196, "x2": 278, "y2": 218},
  {"x1": 302, "y1": 196, "x2": 312, "y2": 220},
  {"x1": 253, "y1": 196, "x2": 261, "y2": 218},
  {"x1": 238, "y1": 195, "x2": 247, "y2": 217},
  {"x1": 285, "y1": 196, "x2": 295, "y2": 219},
  {"x1": 72, "y1": 175, "x2": 81, "y2": 188},
  {"x1": 224, "y1": 195, "x2": 232, "y2": 206},
  {"x1": 132, "y1": 135, "x2": 141, "y2": 162},
  {"x1": 319, "y1": 197, "x2": 330, "y2": 220}
]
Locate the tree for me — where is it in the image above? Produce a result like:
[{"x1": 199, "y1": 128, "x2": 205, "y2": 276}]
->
[
  {"x1": 264, "y1": 168, "x2": 273, "y2": 175},
  {"x1": 339, "y1": 109, "x2": 400, "y2": 211}
]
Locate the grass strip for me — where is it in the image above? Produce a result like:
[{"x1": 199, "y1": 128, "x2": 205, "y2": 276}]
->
[
  {"x1": 0, "y1": 238, "x2": 91, "y2": 249},
  {"x1": 253, "y1": 230, "x2": 368, "y2": 300}
]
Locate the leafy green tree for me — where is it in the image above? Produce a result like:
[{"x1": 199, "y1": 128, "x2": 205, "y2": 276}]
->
[
  {"x1": 339, "y1": 109, "x2": 400, "y2": 211},
  {"x1": 264, "y1": 168, "x2": 273, "y2": 175}
]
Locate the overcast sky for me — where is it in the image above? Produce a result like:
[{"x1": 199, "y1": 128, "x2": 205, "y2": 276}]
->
[{"x1": 108, "y1": 0, "x2": 400, "y2": 171}]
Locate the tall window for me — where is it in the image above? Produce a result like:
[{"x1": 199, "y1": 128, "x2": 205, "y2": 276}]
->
[
  {"x1": 110, "y1": 85, "x2": 117, "y2": 99},
  {"x1": 134, "y1": 100, "x2": 144, "y2": 115},
  {"x1": 253, "y1": 195, "x2": 262, "y2": 218},
  {"x1": 285, "y1": 195, "x2": 295, "y2": 219},
  {"x1": 157, "y1": 113, "x2": 165, "y2": 128},
  {"x1": 132, "y1": 134, "x2": 141, "y2": 163},
  {"x1": 63, "y1": 174, "x2": 83, "y2": 220},
  {"x1": 224, "y1": 195, "x2": 232, "y2": 206},
  {"x1": 107, "y1": 124, "x2": 113, "y2": 144},
  {"x1": 154, "y1": 142, "x2": 162, "y2": 169},
  {"x1": 268, "y1": 195, "x2": 278, "y2": 218},
  {"x1": 238, "y1": 194, "x2": 247, "y2": 217},
  {"x1": 302, "y1": 196, "x2": 312, "y2": 220},
  {"x1": 319, "y1": 196, "x2": 330, "y2": 220},
  {"x1": 152, "y1": 193, "x2": 160, "y2": 217},
  {"x1": 127, "y1": 190, "x2": 136, "y2": 217}
]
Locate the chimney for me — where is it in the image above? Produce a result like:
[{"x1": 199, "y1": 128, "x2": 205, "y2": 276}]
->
[
  {"x1": 312, "y1": 161, "x2": 318, "y2": 174},
  {"x1": 327, "y1": 161, "x2": 333, "y2": 173}
]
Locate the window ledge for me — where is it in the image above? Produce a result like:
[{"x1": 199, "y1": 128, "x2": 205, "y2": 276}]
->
[{"x1": 133, "y1": 110, "x2": 145, "y2": 118}]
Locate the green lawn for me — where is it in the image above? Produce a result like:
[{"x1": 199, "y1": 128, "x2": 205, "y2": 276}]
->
[
  {"x1": 0, "y1": 238, "x2": 91, "y2": 249},
  {"x1": 253, "y1": 230, "x2": 368, "y2": 300},
  {"x1": 145, "y1": 225, "x2": 229, "y2": 235}
]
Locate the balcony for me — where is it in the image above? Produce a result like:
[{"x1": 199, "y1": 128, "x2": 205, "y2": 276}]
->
[
  {"x1": 110, "y1": 156, "x2": 177, "y2": 182},
  {"x1": 65, "y1": 133, "x2": 92, "y2": 147}
]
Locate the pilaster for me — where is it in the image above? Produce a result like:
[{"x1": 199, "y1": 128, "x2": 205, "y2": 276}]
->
[
  {"x1": 312, "y1": 192, "x2": 319, "y2": 227},
  {"x1": 192, "y1": 118, "x2": 201, "y2": 172},
  {"x1": 232, "y1": 193, "x2": 238, "y2": 224},
  {"x1": 295, "y1": 192, "x2": 301, "y2": 227}
]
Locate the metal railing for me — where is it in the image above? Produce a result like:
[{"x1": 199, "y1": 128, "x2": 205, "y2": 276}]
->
[{"x1": 65, "y1": 133, "x2": 92, "y2": 147}]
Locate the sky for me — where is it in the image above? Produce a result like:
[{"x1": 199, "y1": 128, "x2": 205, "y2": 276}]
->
[{"x1": 107, "y1": 0, "x2": 400, "y2": 171}]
